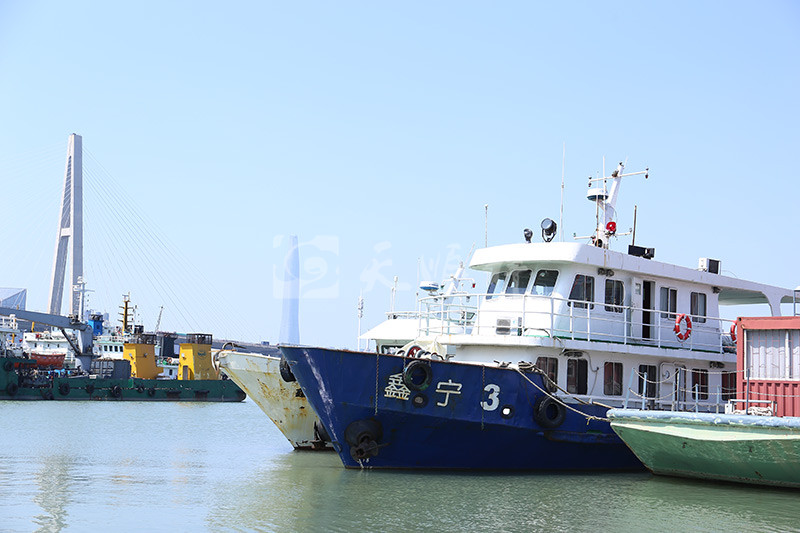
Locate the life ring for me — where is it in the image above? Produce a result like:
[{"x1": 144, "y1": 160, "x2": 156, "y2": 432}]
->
[
  {"x1": 674, "y1": 313, "x2": 692, "y2": 341},
  {"x1": 58, "y1": 382, "x2": 70, "y2": 396},
  {"x1": 405, "y1": 345, "x2": 422, "y2": 358},
  {"x1": 402, "y1": 359, "x2": 433, "y2": 391},
  {"x1": 6, "y1": 382, "x2": 18, "y2": 396},
  {"x1": 533, "y1": 396, "x2": 566, "y2": 428},
  {"x1": 730, "y1": 324, "x2": 737, "y2": 343}
]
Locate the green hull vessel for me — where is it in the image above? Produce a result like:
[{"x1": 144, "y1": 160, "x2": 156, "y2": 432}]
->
[
  {"x1": 1, "y1": 356, "x2": 245, "y2": 402},
  {"x1": 608, "y1": 409, "x2": 800, "y2": 489}
]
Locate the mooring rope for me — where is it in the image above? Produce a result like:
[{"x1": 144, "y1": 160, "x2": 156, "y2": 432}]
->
[{"x1": 515, "y1": 366, "x2": 610, "y2": 423}]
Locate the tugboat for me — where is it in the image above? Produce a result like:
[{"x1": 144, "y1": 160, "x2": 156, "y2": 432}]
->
[
  {"x1": 279, "y1": 161, "x2": 795, "y2": 470},
  {"x1": 0, "y1": 307, "x2": 245, "y2": 402}
]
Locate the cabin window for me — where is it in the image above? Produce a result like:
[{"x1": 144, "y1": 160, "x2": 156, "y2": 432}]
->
[
  {"x1": 531, "y1": 269, "x2": 559, "y2": 296},
  {"x1": 506, "y1": 270, "x2": 532, "y2": 295},
  {"x1": 567, "y1": 358, "x2": 588, "y2": 394},
  {"x1": 536, "y1": 357, "x2": 558, "y2": 386},
  {"x1": 604, "y1": 362, "x2": 623, "y2": 395},
  {"x1": 568, "y1": 275, "x2": 595, "y2": 309},
  {"x1": 691, "y1": 368, "x2": 708, "y2": 400},
  {"x1": 486, "y1": 272, "x2": 507, "y2": 300},
  {"x1": 660, "y1": 287, "x2": 677, "y2": 320},
  {"x1": 604, "y1": 279, "x2": 624, "y2": 313},
  {"x1": 638, "y1": 364, "x2": 657, "y2": 398},
  {"x1": 690, "y1": 292, "x2": 707, "y2": 323}
]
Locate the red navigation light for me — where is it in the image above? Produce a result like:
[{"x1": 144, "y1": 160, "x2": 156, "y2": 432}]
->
[{"x1": 606, "y1": 221, "x2": 617, "y2": 234}]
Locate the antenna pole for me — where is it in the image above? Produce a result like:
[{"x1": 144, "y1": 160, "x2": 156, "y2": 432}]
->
[
  {"x1": 560, "y1": 143, "x2": 565, "y2": 242},
  {"x1": 357, "y1": 292, "x2": 364, "y2": 350},
  {"x1": 632, "y1": 205, "x2": 638, "y2": 246},
  {"x1": 484, "y1": 204, "x2": 488, "y2": 247},
  {"x1": 390, "y1": 276, "x2": 398, "y2": 313}
]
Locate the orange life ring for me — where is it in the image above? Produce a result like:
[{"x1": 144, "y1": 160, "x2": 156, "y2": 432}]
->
[
  {"x1": 674, "y1": 313, "x2": 692, "y2": 341},
  {"x1": 730, "y1": 324, "x2": 737, "y2": 343}
]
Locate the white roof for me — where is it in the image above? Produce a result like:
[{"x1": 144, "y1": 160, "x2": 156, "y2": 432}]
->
[
  {"x1": 469, "y1": 242, "x2": 794, "y2": 311},
  {"x1": 359, "y1": 317, "x2": 420, "y2": 342}
]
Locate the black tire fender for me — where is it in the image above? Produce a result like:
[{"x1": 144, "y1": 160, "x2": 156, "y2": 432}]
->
[
  {"x1": 533, "y1": 396, "x2": 566, "y2": 429},
  {"x1": 402, "y1": 359, "x2": 433, "y2": 391},
  {"x1": 279, "y1": 357, "x2": 296, "y2": 383}
]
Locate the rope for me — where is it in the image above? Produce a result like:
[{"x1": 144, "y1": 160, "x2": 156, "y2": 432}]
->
[
  {"x1": 374, "y1": 351, "x2": 379, "y2": 415},
  {"x1": 514, "y1": 367, "x2": 610, "y2": 423},
  {"x1": 625, "y1": 387, "x2": 679, "y2": 402}
]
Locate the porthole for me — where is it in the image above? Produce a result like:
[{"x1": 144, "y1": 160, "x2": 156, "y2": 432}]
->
[{"x1": 411, "y1": 393, "x2": 428, "y2": 408}]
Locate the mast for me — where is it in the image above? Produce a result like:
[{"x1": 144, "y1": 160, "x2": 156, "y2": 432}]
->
[
  {"x1": 48, "y1": 133, "x2": 83, "y2": 316},
  {"x1": 586, "y1": 161, "x2": 648, "y2": 248}
]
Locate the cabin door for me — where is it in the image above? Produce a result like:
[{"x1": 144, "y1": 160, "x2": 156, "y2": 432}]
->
[
  {"x1": 642, "y1": 281, "x2": 655, "y2": 340},
  {"x1": 660, "y1": 362, "x2": 687, "y2": 410}
]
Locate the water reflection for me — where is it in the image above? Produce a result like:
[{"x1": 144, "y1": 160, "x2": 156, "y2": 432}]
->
[
  {"x1": 210, "y1": 452, "x2": 800, "y2": 533},
  {"x1": 2, "y1": 401, "x2": 799, "y2": 532},
  {"x1": 33, "y1": 454, "x2": 76, "y2": 533}
]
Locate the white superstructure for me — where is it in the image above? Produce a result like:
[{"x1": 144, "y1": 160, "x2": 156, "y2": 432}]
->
[{"x1": 401, "y1": 162, "x2": 794, "y2": 412}]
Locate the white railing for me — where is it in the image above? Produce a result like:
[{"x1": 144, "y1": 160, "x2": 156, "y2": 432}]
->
[
  {"x1": 383, "y1": 311, "x2": 423, "y2": 321},
  {"x1": 416, "y1": 292, "x2": 736, "y2": 353},
  {"x1": 623, "y1": 366, "x2": 740, "y2": 413},
  {"x1": 0, "y1": 315, "x2": 20, "y2": 332}
]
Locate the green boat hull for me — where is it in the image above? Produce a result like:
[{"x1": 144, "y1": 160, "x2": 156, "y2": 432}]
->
[
  {"x1": 608, "y1": 409, "x2": 800, "y2": 488},
  {"x1": 1, "y1": 357, "x2": 245, "y2": 402}
]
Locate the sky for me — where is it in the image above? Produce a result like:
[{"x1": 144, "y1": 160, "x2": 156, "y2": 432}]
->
[{"x1": 0, "y1": 1, "x2": 798, "y2": 347}]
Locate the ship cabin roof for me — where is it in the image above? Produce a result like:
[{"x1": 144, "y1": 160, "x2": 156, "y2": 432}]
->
[{"x1": 469, "y1": 242, "x2": 793, "y2": 314}]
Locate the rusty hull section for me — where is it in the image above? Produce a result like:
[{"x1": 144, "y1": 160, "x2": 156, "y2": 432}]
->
[{"x1": 218, "y1": 350, "x2": 332, "y2": 450}]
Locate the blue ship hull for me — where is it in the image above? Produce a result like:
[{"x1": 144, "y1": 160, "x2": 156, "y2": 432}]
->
[{"x1": 280, "y1": 346, "x2": 643, "y2": 471}]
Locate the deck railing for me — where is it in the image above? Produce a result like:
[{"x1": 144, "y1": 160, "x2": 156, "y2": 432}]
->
[
  {"x1": 623, "y1": 366, "x2": 739, "y2": 413},
  {"x1": 415, "y1": 292, "x2": 736, "y2": 353}
]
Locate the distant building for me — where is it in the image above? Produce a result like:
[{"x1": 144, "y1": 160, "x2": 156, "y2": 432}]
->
[{"x1": 0, "y1": 288, "x2": 26, "y2": 310}]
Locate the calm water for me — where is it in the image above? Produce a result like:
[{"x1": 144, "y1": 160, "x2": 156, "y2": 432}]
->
[{"x1": 1, "y1": 400, "x2": 798, "y2": 533}]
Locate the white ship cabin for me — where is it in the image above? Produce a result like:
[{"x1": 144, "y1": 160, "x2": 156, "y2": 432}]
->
[
  {"x1": 416, "y1": 240, "x2": 795, "y2": 411},
  {"x1": 408, "y1": 161, "x2": 797, "y2": 411},
  {"x1": 93, "y1": 334, "x2": 125, "y2": 359}
]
